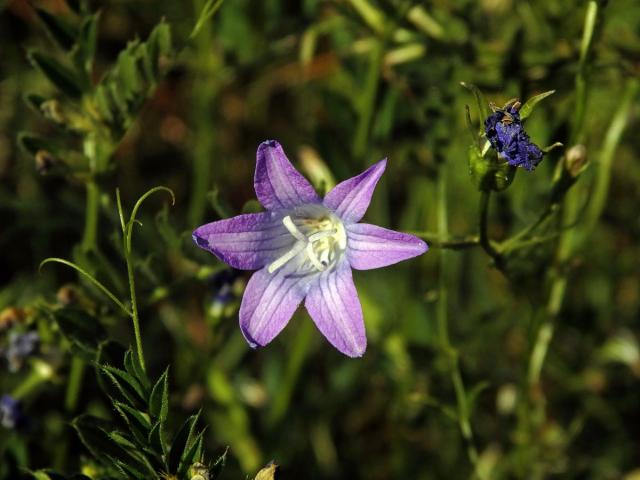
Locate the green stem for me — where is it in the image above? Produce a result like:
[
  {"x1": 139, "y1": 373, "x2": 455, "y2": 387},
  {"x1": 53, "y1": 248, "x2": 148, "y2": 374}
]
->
[
  {"x1": 478, "y1": 190, "x2": 499, "y2": 261},
  {"x1": 81, "y1": 179, "x2": 100, "y2": 252},
  {"x1": 572, "y1": 1, "x2": 599, "y2": 144},
  {"x1": 436, "y1": 163, "x2": 480, "y2": 474},
  {"x1": 409, "y1": 232, "x2": 480, "y2": 250},
  {"x1": 188, "y1": 0, "x2": 218, "y2": 226},
  {"x1": 64, "y1": 356, "x2": 85, "y2": 411},
  {"x1": 125, "y1": 249, "x2": 146, "y2": 373},
  {"x1": 352, "y1": 40, "x2": 384, "y2": 160}
]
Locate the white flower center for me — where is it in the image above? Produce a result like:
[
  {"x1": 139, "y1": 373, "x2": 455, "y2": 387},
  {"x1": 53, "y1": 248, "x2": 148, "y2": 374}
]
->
[{"x1": 267, "y1": 205, "x2": 347, "y2": 275}]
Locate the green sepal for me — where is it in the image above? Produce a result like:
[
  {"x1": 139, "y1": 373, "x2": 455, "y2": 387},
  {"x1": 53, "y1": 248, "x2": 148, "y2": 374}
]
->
[
  {"x1": 468, "y1": 145, "x2": 517, "y2": 192},
  {"x1": 519, "y1": 90, "x2": 555, "y2": 121}
]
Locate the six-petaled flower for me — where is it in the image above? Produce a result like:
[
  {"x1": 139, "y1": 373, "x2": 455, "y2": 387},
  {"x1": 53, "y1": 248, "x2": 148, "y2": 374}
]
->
[
  {"x1": 193, "y1": 140, "x2": 428, "y2": 357},
  {"x1": 484, "y1": 103, "x2": 543, "y2": 171}
]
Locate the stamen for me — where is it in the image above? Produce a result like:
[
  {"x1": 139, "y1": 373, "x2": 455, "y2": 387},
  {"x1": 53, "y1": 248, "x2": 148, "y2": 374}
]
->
[
  {"x1": 282, "y1": 215, "x2": 306, "y2": 241},
  {"x1": 267, "y1": 210, "x2": 346, "y2": 274},
  {"x1": 306, "y1": 242, "x2": 326, "y2": 271},
  {"x1": 267, "y1": 241, "x2": 306, "y2": 274}
]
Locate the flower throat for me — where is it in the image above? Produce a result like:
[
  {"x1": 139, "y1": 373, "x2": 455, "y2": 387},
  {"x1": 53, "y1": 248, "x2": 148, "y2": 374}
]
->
[{"x1": 267, "y1": 206, "x2": 347, "y2": 275}]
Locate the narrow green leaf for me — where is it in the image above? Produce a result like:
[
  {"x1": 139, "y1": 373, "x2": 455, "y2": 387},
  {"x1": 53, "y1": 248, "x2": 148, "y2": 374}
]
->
[
  {"x1": 74, "y1": 13, "x2": 99, "y2": 75},
  {"x1": 35, "y1": 7, "x2": 78, "y2": 50},
  {"x1": 116, "y1": 47, "x2": 142, "y2": 98},
  {"x1": 113, "y1": 402, "x2": 152, "y2": 446},
  {"x1": 107, "y1": 430, "x2": 137, "y2": 450},
  {"x1": 190, "y1": 0, "x2": 225, "y2": 39},
  {"x1": 148, "y1": 421, "x2": 166, "y2": 459},
  {"x1": 519, "y1": 90, "x2": 555, "y2": 121},
  {"x1": 210, "y1": 448, "x2": 228, "y2": 480},
  {"x1": 124, "y1": 349, "x2": 150, "y2": 391},
  {"x1": 18, "y1": 133, "x2": 55, "y2": 156},
  {"x1": 101, "y1": 364, "x2": 147, "y2": 402},
  {"x1": 178, "y1": 429, "x2": 206, "y2": 477},
  {"x1": 28, "y1": 50, "x2": 85, "y2": 98},
  {"x1": 149, "y1": 368, "x2": 169, "y2": 422},
  {"x1": 64, "y1": 0, "x2": 83, "y2": 15},
  {"x1": 99, "y1": 366, "x2": 147, "y2": 410},
  {"x1": 147, "y1": 21, "x2": 172, "y2": 76},
  {"x1": 24, "y1": 93, "x2": 48, "y2": 113},
  {"x1": 72, "y1": 414, "x2": 149, "y2": 473},
  {"x1": 167, "y1": 412, "x2": 200, "y2": 474}
]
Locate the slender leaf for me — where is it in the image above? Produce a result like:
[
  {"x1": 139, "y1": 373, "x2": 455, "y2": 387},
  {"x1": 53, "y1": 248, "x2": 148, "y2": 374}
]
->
[
  {"x1": 519, "y1": 90, "x2": 556, "y2": 121},
  {"x1": 35, "y1": 7, "x2": 78, "y2": 50},
  {"x1": 124, "y1": 349, "x2": 150, "y2": 391},
  {"x1": 28, "y1": 51, "x2": 85, "y2": 98},
  {"x1": 167, "y1": 412, "x2": 200, "y2": 474},
  {"x1": 149, "y1": 368, "x2": 169, "y2": 422}
]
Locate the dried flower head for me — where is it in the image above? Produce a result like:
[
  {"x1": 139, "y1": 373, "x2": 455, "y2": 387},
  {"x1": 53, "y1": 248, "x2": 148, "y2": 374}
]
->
[{"x1": 484, "y1": 101, "x2": 543, "y2": 171}]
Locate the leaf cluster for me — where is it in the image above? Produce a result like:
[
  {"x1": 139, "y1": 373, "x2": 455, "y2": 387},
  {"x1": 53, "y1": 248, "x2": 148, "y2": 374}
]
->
[{"x1": 19, "y1": 0, "x2": 173, "y2": 176}]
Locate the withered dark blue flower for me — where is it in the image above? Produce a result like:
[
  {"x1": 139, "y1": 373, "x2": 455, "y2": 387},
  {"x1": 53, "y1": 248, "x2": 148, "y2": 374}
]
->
[{"x1": 484, "y1": 104, "x2": 543, "y2": 171}]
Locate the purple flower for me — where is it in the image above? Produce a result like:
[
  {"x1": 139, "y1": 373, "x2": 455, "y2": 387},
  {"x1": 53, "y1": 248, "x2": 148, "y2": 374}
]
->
[
  {"x1": 484, "y1": 105, "x2": 543, "y2": 171},
  {"x1": 193, "y1": 140, "x2": 428, "y2": 357},
  {"x1": 0, "y1": 394, "x2": 24, "y2": 429},
  {"x1": 2, "y1": 331, "x2": 39, "y2": 372}
]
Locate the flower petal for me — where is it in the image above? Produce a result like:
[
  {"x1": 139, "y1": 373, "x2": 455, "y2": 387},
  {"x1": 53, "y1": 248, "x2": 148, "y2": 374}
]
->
[
  {"x1": 346, "y1": 223, "x2": 428, "y2": 270},
  {"x1": 193, "y1": 212, "x2": 291, "y2": 270},
  {"x1": 254, "y1": 140, "x2": 320, "y2": 210},
  {"x1": 305, "y1": 263, "x2": 366, "y2": 357},
  {"x1": 323, "y1": 159, "x2": 386, "y2": 223},
  {"x1": 239, "y1": 267, "x2": 307, "y2": 348}
]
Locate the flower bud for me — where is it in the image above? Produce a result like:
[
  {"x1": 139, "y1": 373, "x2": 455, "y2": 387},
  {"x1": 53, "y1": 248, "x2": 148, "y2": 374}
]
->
[
  {"x1": 35, "y1": 149, "x2": 56, "y2": 175},
  {"x1": 563, "y1": 144, "x2": 588, "y2": 178},
  {"x1": 0, "y1": 307, "x2": 24, "y2": 331},
  {"x1": 189, "y1": 462, "x2": 210, "y2": 480}
]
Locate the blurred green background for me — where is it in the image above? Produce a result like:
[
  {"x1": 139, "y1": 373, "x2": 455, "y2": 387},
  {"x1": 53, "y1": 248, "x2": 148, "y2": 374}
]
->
[{"x1": 1, "y1": 0, "x2": 639, "y2": 478}]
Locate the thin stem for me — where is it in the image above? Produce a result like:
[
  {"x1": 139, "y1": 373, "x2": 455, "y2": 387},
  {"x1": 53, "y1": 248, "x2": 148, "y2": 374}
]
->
[
  {"x1": 40, "y1": 258, "x2": 132, "y2": 316},
  {"x1": 64, "y1": 356, "x2": 85, "y2": 411},
  {"x1": 81, "y1": 179, "x2": 100, "y2": 252},
  {"x1": 352, "y1": 40, "x2": 384, "y2": 160},
  {"x1": 409, "y1": 231, "x2": 480, "y2": 250},
  {"x1": 478, "y1": 190, "x2": 499, "y2": 260},
  {"x1": 125, "y1": 248, "x2": 146, "y2": 373},
  {"x1": 436, "y1": 163, "x2": 480, "y2": 474}
]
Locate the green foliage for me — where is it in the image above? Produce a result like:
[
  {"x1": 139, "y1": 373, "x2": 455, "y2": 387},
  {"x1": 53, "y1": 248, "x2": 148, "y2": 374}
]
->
[
  {"x1": 72, "y1": 348, "x2": 218, "y2": 480},
  {"x1": 2, "y1": 0, "x2": 640, "y2": 479}
]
